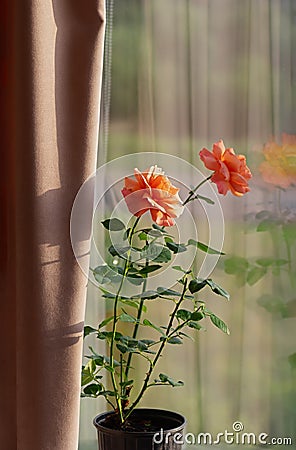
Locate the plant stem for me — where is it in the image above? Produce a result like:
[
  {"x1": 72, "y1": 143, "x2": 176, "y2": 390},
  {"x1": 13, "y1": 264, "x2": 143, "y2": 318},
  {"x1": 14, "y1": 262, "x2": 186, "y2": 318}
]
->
[
  {"x1": 120, "y1": 354, "x2": 123, "y2": 396},
  {"x1": 109, "y1": 216, "x2": 140, "y2": 422},
  {"x1": 183, "y1": 175, "x2": 212, "y2": 206},
  {"x1": 124, "y1": 278, "x2": 188, "y2": 421},
  {"x1": 124, "y1": 258, "x2": 149, "y2": 380},
  {"x1": 124, "y1": 297, "x2": 146, "y2": 380}
]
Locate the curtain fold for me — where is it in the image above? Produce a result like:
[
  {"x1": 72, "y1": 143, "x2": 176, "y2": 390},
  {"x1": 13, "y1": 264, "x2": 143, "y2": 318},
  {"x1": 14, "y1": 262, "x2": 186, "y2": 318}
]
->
[{"x1": 0, "y1": 1, "x2": 105, "y2": 449}]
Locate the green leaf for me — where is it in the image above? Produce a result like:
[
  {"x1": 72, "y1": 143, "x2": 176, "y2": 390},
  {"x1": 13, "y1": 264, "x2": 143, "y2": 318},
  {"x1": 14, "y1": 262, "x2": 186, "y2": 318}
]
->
[
  {"x1": 120, "y1": 380, "x2": 134, "y2": 389},
  {"x1": 152, "y1": 224, "x2": 167, "y2": 233},
  {"x1": 138, "y1": 231, "x2": 148, "y2": 241},
  {"x1": 255, "y1": 210, "x2": 273, "y2": 220},
  {"x1": 97, "y1": 331, "x2": 123, "y2": 341},
  {"x1": 84, "y1": 326, "x2": 97, "y2": 337},
  {"x1": 101, "y1": 218, "x2": 125, "y2": 231},
  {"x1": 135, "y1": 290, "x2": 159, "y2": 300},
  {"x1": 206, "y1": 279, "x2": 230, "y2": 300},
  {"x1": 257, "y1": 219, "x2": 278, "y2": 232},
  {"x1": 140, "y1": 339, "x2": 156, "y2": 346},
  {"x1": 282, "y1": 223, "x2": 296, "y2": 245},
  {"x1": 157, "y1": 287, "x2": 180, "y2": 296},
  {"x1": 176, "y1": 309, "x2": 192, "y2": 321},
  {"x1": 87, "y1": 349, "x2": 120, "y2": 368},
  {"x1": 179, "y1": 331, "x2": 194, "y2": 341},
  {"x1": 86, "y1": 348, "x2": 105, "y2": 366},
  {"x1": 166, "y1": 241, "x2": 187, "y2": 254},
  {"x1": 85, "y1": 359, "x2": 96, "y2": 373},
  {"x1": 166, "y1": 336, "x2": 183, "y2": 345},
  {"x1": 256, "y1": 257, "x2": 274, "y2": 267},
  {"x1": 120, "y1": 336, "x2": 138, "y2": 346},
  {"x1": 127, "y1": 275, "x2": 145, "y2": 286},
  {"x1": 92, "y1": 265, "x2": 114, "y2": 284},
  {"x1": 108, "y1": 245, "x2": 130, "y2": 257},
  {"x1": 247, "y1": 267, "x2": 267, "y2": 285},
  {"x1": 123, "y1": 227, "x2": 131, "y2": 240},
  {"x1": 190, "y1": 311, "x2": 204, "y2": 321},
  {"x1": 158, "y1": 373, "x2": 184, "y2": 387},
  {"x1": 81, "y1": 370, "x2": 94, "y2": 386},
  {"x1": 283, "y1": 298, "x2": 296, "y2": 318},
  {"x1": 288, "y1": 353, "x2": 296, "y2": 369},
  {"x1": 177, "y1": 309, "x2": 204, "y2": 323},
  {"x1": 153, "y1": 247, "x2": 172, "y2": 263},
  {"x1": 116, "y1": 343, "x2": 129, "y2": 354},
  {"x1": 172, "y1": 265, "x2": 187, "y2": 273},
  {"x1": 116, "y1": 336, "x2": 138, "y2": 353},
  {"x1": 192, "y1": 193, "x2": 215, "y2": 204},
  {"x1": 93, "y1": 265, "x2": 110, "y2": 275},
  {"x1": 119, "y1": 313, "x2": 137, "y2": 323},
  {"x1": 209, "y1": 314, "x2": 230, "y2": 335},
  {"x1": 149, "y1": 229, "x2": 163, "y2": 237},
  {"x1": 224, "y1": 256, "x2": 249, "y2": 274},
  {"x1": 99, "y1": 390, "x2": 116, "y2": 397},
  {"x1": 188, "y1": 321, "x2": 202, "y2": 330},
  {"x1": 98, "y1": 316, "x2": 114, "y2": 329},
  {"x1": 189, "y1": 279, "x2": 207, "y2": 294},
  {"x1": 99, "y1": 288, "x2": 116, "y2": 299},
  {"x1": 187, "y1": 239, "x2": 224, "y2": 255},
  {"x1": 120, "y1": 298, "x2": 147, "y2": 312},
  {"x1": 83, "y1": 384, "x2": 102, "y2": 396},
  {"x1": 143, "y1": 319, "x2": 165, "y2": 336},
  {"x1": 257, "y1": 294, "x2": 286, "y2": 315},
  {"x1": 137, "y1": 341, "x2": 148, "y2": 351},
  {"x1": 274, "y1": 259, "x2": 289, "y2": 266},
  {"x1": 138, "y1": 264, "x2": 162, "y2": 275},
  {"x1": 81, "y1": 359, "x2": 97, "y2": 386}
]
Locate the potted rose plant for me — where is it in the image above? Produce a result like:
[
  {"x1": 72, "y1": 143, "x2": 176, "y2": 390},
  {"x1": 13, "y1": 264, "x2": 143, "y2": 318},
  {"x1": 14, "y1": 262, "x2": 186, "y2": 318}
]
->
[{"x1": 81, "y1": 140, "x2": 252, "y2": 450}]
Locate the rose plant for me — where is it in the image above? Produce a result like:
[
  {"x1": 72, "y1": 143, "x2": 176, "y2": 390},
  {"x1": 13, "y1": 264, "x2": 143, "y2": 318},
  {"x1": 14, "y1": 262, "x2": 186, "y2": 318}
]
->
[
  {"x1": 81, "y1": 141, "x2": 252, "y2": 428},
  {"x1": 224, "y1": 134, "x2": 296, "y2": 368}
]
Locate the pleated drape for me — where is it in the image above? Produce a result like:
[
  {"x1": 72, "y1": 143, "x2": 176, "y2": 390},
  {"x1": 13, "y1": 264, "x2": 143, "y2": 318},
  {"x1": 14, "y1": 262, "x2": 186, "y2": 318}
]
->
[{"x1": 0, "y1": 1, "x2": 105, "y2": 449}]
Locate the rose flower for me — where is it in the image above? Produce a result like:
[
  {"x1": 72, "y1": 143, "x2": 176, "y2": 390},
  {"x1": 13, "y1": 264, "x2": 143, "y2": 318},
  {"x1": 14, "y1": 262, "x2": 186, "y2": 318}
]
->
[
  {"x1": 259, "y1": 133, "x2": 296, "y2": 189},
  {"x1": 122, "y1": 165, "x2": 184, "y2": 227},
  {"x1": 199, "y1": 139, "x2": 252, "y2": 196}
]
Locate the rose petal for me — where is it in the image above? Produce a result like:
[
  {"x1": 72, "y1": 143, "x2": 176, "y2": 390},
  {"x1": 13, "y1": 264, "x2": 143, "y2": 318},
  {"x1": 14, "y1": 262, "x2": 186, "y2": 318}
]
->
[
  {"x1": 199, "y1": 149, "x2": 221, "y2": 171},
  {"x1": 122, "y1": 167, "x2": 184, "y2": 226},
  {"x1": 212, "y1": 140, "x2": 225, "y2": 159}
]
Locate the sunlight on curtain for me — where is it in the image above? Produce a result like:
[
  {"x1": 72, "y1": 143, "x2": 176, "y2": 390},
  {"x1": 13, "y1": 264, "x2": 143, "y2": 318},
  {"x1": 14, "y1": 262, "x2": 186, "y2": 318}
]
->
[{"x1": 79, "y1": 1, "x2": 296, "y2": 448}]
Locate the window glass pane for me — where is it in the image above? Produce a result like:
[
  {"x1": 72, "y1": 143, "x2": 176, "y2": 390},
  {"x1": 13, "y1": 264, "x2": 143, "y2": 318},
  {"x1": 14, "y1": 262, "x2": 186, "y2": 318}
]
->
[{"x1": 79, "y1": 1, "x2": 296, "y2": 448}]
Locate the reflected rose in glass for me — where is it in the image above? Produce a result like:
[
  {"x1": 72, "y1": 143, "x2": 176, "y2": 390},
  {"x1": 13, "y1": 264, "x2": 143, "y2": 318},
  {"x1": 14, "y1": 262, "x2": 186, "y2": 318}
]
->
[
  {"x1": 199, "y1": 140, "x2": 252, "y2": 196},
  {"x1": 122, "y1": 165, "x2": 184, "y2": 226},
  {"x1": 259, "y1": 133, "x2": 296, "y2": 189}
]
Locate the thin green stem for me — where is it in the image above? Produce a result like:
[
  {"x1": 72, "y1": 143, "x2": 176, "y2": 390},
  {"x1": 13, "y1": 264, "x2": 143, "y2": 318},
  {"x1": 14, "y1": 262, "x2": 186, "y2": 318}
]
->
[
  {"x1": 124, "y1": 298, "x2": 145, "y2": 380},
  {"x1": 109, "y1": 261, "x2": 127, "y2": 421},
  {"x1": 124, "y1": 257, "x2": 149, "y2": 380},
  {"x1": 124, "y1": 278, "x2": 188, "y2": 421},
  {"x1": 276, "y1": 188, "x2": 294, "y2": 284},
  {"x1": 120, "y1": 354, "x2": 123, "y2": 396},
  {"x1": 109, "y1": 216, "x2": 141, "y2": 422},
  {"x1": 183, "y1": 175, "x2": 212, "y2": 206}
]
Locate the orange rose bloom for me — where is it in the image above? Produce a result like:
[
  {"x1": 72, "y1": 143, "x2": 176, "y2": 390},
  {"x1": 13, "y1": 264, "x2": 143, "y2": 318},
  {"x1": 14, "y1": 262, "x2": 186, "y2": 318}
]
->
[
  {"x1": 122, "y1": 165, "x2": 184, "y2": 227},
  {"x1": 199, "y1": 140, "x2": 252, "y2": 196},
  {"x1": 259, "y1": 134, "x2": 296, "y2": 188}
]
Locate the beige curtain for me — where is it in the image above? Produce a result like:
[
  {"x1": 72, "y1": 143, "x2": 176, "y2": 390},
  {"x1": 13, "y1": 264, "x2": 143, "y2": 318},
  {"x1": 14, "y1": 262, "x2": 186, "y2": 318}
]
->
[
  {"x1": 80, "y1": 0, "x2": 295, "y2": 448},
  {"x1": 1, "y1": 1, "x2": 105, "y2": 449}
]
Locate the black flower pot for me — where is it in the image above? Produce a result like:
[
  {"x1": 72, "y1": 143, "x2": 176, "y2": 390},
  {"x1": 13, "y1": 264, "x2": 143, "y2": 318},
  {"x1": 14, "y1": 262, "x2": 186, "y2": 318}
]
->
[{"x1": 93, "y1": 408, "x2": 186, "y2": 450}]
